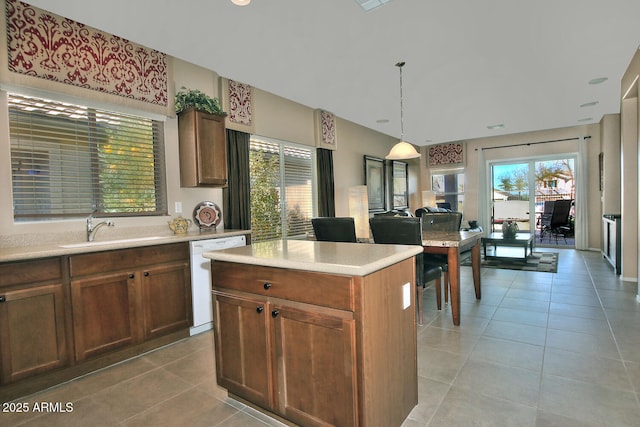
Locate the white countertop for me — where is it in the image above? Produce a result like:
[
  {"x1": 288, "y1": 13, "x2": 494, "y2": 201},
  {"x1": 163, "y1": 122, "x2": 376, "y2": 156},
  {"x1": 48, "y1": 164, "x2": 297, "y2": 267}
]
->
[
  {"x1": 0, "y1": 229, "x2": 251, "y2": 262},
  {"x1": 203, "y1": 239, "x2": 423, "y2": 276}
]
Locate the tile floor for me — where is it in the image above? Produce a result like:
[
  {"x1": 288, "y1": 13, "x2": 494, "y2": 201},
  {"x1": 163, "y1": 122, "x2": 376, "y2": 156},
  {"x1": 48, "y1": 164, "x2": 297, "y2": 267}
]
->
[{"x1": 3, "y1": 248, "x2": 640, "y2": 426}]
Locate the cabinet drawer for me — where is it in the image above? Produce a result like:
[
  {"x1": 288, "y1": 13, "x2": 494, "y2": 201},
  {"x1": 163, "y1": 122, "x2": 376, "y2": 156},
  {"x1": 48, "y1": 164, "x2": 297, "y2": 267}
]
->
[
  {"x1": 212, "y1": 262, "x2": 354, "y2": 311},
  {"x1": 0, "y1": 258, "x2": 62, "y2": 287},
  {"x1": 69, "y1": 242, "x2": 189, "y2": 277}
]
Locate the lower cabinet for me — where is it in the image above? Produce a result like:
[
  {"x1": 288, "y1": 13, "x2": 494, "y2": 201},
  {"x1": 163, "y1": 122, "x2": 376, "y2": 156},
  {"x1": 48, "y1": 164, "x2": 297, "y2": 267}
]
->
[
  {"x1": 0, "y1": 280, "x2": 68, "y2": 384},
  {"x1": 0, "y1": 258, "x2": 69, "y2": 385},
  {"x1": 271, "y1": 304, "x2": 356, "y2": 426},
  {"x1": 214, "y1": 293, "x2": 356, "y2": 426},
  {"x1": 71, "y1": 271, "x2": 140, "y2": 361},
  {"x1": 212, "y1": 259, "x2": 416, "y2": 427},
  {"x1": 142, "y1": 262, "x2": 192, "y2": 340},
  {"x1": 69, "y1": 243, "x2": 192, "y2": 362}
]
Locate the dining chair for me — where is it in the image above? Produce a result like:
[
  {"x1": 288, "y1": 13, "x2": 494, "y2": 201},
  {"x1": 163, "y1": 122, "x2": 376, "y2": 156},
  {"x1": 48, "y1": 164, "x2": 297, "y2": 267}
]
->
[
  {"x1": 369, "y1": 217, "x2": 444, "y2": 324},
  {"x1": 414, "y1": 210, "x2": 467, "y2": 306},
  {"x1": 311, "y1": 217, "x2": 358, "y2": 243}
]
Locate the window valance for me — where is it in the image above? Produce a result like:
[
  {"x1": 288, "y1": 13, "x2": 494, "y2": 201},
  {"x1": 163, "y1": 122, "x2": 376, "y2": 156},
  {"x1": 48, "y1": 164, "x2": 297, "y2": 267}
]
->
[{"x1": 1, "y1": 0, "x2": 172, "y2": 116}]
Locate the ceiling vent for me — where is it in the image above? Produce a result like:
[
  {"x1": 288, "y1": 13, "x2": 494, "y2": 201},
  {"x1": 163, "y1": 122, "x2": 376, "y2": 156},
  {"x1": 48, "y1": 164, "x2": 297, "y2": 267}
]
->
[{"x1": 355, "y1": 0, "x2": 392, "y2": 12}]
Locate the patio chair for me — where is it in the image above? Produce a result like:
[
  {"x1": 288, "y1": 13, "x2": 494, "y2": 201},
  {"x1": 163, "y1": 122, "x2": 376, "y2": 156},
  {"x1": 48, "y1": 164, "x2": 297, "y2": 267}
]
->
[{"x1": 539, "y1": 199, "x2": 572, "y2": 243}]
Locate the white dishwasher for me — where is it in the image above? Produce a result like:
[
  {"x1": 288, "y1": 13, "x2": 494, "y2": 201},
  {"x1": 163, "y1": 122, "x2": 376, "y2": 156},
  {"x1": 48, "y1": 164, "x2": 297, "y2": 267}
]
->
[{"x1": 189, "y1": 235, "x2": 246, "y2": 335}]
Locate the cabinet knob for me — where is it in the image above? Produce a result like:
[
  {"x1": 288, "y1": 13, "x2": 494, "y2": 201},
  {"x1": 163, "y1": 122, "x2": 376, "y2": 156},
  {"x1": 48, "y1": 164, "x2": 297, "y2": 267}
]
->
[
  {"x1": 256, "y1": 306, "x2": 264, "y2": 314},
  {"x1": 263, "y1": 282, "x2": 272, "y2": 290},
  {"x1": 144, "y1": 271, "x2": 149, "y2": 277},
  {"x1": 0, "y1": 296, "x2": 5, "y2": 303},
  {"x1": 271, "y1": 309, "x2": 279, "y2": 318},
  {"x1": 129, "y1": 273, "x2": 135, "y2": 279}
]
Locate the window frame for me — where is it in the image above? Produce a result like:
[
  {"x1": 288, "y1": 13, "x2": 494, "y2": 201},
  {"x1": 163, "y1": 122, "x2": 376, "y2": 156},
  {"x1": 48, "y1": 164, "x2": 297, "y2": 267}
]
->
[{"x1": 7, "y1": 91, "x2": 167, "y2": 221}]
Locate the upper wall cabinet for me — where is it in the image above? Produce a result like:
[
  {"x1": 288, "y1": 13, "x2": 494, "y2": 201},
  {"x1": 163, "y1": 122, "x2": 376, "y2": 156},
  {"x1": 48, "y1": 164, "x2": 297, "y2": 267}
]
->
[{"x1": 178, "y1": 109, "x2": 228, "y2": 187}]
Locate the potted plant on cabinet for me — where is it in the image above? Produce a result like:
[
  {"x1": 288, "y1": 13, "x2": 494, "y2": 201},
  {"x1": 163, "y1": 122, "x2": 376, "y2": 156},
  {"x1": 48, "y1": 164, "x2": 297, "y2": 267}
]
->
[
  {"x1": 174, "y1": 87, "x2": 226, "y2": 116},
  {"x1": 175, "y1": 87, "x2": 228, "y2": 187}
]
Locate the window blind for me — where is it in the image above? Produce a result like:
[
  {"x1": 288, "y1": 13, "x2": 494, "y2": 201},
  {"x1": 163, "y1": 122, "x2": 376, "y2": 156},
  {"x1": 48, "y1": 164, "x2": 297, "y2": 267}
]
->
[
  {"x1": 249, "y1": 136, "x2": 315, "y2": 242},
  {"x1": 8, "y1": 93, "x2": 167, "y2": 220}
]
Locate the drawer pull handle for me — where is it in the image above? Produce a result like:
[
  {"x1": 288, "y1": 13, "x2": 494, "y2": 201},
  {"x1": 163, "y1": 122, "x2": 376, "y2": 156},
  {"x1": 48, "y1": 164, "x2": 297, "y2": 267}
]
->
[
  {"x1": 129, "y1": 274, "x2": 135, "y2": 279},
  {"x1": 256, "y1": 306, "x2": 264, "y2": 314},
  {"x1": 144, "y1": 272, "x2": 149, "y2": 277},
  {"x1": 263, "y1": 282, "x2": 272, "y2": 290},
  {"x1": 271, "y1": 309, "x2": 279, "y2": 318},
  {"x1": 0, "y1": 296, "x2": 5, "y2": 303}
]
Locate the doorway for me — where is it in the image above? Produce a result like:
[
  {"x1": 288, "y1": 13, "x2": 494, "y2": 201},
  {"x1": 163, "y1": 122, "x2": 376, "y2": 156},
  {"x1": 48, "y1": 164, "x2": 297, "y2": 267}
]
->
[{"x1": 490, "y1": 157, "x2": 576, "y2": 247}]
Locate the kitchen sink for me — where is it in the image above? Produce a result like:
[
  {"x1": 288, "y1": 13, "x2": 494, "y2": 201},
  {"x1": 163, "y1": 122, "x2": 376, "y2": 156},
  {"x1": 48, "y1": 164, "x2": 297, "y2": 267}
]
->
[{"x1": 60, "y1": 236, "x2": 165, "y2": 248}]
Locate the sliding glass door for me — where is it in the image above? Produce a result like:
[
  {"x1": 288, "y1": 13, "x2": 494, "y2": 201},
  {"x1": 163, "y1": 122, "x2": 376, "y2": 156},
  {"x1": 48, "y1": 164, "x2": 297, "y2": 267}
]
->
[
  {"x1": 491, "y1": 162, "x2": 532, "y2": 232},
  {"x1": 490, "y1": 157, "x2": 576, "y2": 245}
]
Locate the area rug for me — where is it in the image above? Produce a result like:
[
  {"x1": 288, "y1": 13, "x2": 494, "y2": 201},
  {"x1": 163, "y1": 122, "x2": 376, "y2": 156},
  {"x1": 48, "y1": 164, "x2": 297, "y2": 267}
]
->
[{"x1": 462, "y1": 252, "x2": 559, "y2": 273}]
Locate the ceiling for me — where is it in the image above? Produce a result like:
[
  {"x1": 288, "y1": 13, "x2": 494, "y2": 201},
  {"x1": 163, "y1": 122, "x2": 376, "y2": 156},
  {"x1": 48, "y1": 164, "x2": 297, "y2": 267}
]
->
[{"x1": 25, "y1": 0, "x2": 640, "y2": 146}]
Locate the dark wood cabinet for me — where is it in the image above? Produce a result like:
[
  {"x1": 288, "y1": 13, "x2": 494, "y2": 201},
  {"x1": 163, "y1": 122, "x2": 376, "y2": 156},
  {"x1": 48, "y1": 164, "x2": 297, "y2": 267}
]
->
[
  {"x1": 142, "y1": 261, "x2": 192, "y2": 340},
  {"x1": 0, "y1": 258, "x2": 69, "y2": 384},
  {"x1": 212, "y1": 259, "x2": 415, "y2": 426},
  {"x1": 71, "y1": 271, "x2": 139, "y2": 361},
  {"x1": 271, "y1": 304, "x2": 356, "y2": 426},
  {"x1": 178, "y1": 109, "x2": 228, "y2": 187},
  {"x1": 69, "y1": 243, "x2": 192, "y2": 362},
  {"x1": 214, "y1": 293, "x2": 272, "y2": 409}
]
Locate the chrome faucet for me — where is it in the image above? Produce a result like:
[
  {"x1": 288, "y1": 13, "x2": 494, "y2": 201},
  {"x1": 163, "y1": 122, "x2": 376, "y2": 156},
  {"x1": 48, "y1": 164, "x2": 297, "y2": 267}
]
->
[{"x1": 86, "y1": 214, "x2": 115, "y2": 242}]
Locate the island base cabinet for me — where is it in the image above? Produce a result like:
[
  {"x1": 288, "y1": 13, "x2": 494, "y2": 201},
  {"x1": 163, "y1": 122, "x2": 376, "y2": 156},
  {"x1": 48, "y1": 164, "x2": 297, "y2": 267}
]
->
[
  {"x1": 0, "y1": 283, "x2": 68, "y2": 383},
  {"x1": 272, "y1": 305, "x2": 356, "y2": 427},
  {"x1": 214, "y1": 293, "x2": 272, "y2": 409}
]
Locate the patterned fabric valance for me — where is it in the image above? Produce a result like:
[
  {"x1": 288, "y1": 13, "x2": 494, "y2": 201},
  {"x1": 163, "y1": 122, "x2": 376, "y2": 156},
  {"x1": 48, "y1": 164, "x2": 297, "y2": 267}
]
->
[
  {"x1": 314, "y1": 109, "x2": 337, "y2": 150},
  {"x1": 221, "y1": 78, "x2": 255, "y2": 133},
  {"x1": 2, "y1": 0, "x2": 170, "y2": 114},
  {"x1": 428, "y1": 142, "x2": 464, "y2": 167}
]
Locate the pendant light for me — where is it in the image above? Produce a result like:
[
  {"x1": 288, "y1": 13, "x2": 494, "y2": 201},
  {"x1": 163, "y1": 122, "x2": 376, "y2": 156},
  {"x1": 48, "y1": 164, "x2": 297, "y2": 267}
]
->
[{"x1": 385, "y1": 61, "x2": 421, "y2": 160}]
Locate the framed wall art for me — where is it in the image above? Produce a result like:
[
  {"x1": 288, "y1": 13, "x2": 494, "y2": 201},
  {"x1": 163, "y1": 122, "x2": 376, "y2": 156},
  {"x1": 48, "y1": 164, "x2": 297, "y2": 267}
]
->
[
  {"x1": 364, "y1": 156, "x2": 385, "y2": 212},
  {"x1": 391, "y1": 160, "x2": 408, "y2": 209}
]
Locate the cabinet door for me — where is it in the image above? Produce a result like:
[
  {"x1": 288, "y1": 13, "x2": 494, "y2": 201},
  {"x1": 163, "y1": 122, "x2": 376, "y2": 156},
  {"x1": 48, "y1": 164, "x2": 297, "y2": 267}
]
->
[
  {"x1": 196, "y1": 112, "x2": 227, "y2": 186},
  {"x1": 142, "y1": 262, "x2": 192, "y2": 339},
  {"x1": 271, "y1": 305, "x2": 357, "y2": 427},
  {"x1": 0, "y1": 284, "x2": 68, "y2": 383},
  {"x1": 71, "y1": 272, "x2": 139, "y2": 361},
  {"x1": 214, "y1": 293, "x2": 272, "y2": 409}
]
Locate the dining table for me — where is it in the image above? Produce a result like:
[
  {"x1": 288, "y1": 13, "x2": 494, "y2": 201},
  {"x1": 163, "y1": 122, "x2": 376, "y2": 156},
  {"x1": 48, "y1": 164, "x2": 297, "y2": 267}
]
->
[{"x1": 421, "y1": 230, "x2": 483, "y2": 325}]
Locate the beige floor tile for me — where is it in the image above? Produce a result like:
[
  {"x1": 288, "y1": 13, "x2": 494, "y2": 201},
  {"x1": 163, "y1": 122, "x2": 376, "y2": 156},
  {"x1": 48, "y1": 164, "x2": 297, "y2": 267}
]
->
[
  {"x1": 122, "y1": 387, "x2": 240, "y2": 427},
  {"x1": 469, "y1": 336, "x2": 544, "y2": 371},
  {"x1": 492, "y1": 306, "x2": 549, "y2": 327},
  {"x1": 453, "y1": 359, "x2": 541, "y2": 406},
  {"x1": 539, "y1": 374, "x2": 640, "y2": 426},
  {"x1": 543, "y1": 347, "x2": 633, "y2": 391},
  {"x1": 545, "y1": 328, "x2": 620, "y2": 359},
  {"x1": 417, "y1": 347, "x2": 466, "y2": 384},
  {"x1": 483, "y1": 319, "x2": 547, "y2": 346},
  {"x1": 429, "y1": 386, "x2": 536, "y2": 426}
]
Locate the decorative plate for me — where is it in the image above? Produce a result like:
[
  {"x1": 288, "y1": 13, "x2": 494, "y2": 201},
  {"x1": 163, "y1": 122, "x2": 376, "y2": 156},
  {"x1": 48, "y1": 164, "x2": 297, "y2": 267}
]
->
[{"x1": 193, "y1": 201, "x2": 222, "y2": 229}]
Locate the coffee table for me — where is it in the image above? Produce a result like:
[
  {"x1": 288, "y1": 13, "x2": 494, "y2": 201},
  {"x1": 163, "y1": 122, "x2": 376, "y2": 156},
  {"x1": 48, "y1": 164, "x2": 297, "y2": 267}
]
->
[{"x1": 482, "y1": 232, "x2": 534, "y2": 261}]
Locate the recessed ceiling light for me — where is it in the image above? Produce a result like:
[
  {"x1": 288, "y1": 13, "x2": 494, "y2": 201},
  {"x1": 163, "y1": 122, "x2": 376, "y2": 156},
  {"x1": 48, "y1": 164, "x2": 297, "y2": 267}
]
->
[
  {"x1": 355, "y1": 0, "x2": 393, "y2": 12},
  {"x1": 231, "y1": 0, "x2": 251, "y2": 6},
  {"x1": 580, "y1": 101, "x2": 599, "y2": 108},
  {"x1": 487, "y1": 124, "x2": 505, "y2": 130},
  {"x1": 588, "y1": 77, "x2": 608, "y2": 85},
  {"x1": 578, "y1": 117, "x2": 593, "y2": 122},
  {"x1": 376, "y1": 119, "x2": 389, "y2": 123}
]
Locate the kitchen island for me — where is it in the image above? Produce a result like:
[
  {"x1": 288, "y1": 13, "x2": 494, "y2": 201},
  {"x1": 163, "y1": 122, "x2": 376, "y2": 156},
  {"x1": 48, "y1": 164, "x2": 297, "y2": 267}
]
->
[{"x1": 204, "y1": 240, "x2": 423, "y2": 427}]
